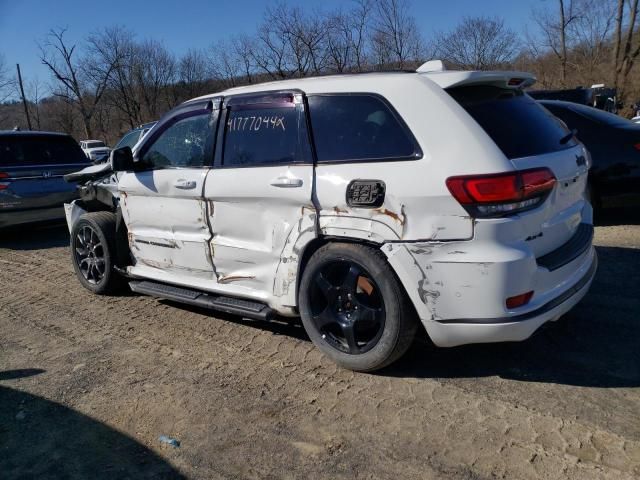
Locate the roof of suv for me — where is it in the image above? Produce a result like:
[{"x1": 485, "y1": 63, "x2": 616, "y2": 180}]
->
[{"x1": 187, "y1": 68, "x2": 537, "y2": 105}]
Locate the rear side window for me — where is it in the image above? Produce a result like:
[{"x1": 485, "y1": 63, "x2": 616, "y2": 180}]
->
[
  {"x1": 308, "y1": 95, "x2": 418, "y2": 162},
  {"x1": 448, "y1": 86, "x2": 577, "y2": 159},
  {"x1": 222, "y1": 105, "x2": 301, "y2": 167},
  {"x1": 0, "y1": 135, "x2": 87, "y2": 167}
]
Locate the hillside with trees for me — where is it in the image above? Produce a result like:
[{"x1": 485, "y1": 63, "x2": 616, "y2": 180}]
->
[{"x1": 1, "y1": 0, "x2": 638, "y2": 144}]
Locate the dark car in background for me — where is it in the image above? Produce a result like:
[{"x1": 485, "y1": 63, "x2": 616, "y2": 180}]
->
[
  {"x1": 0, "y1": 131, "x2": 90, "y2": 229},
  {"x1": 113, "y1": 122, "x2": 157, "y2": 152},
  {"x1": 540, "y1": 100, "x2": 640, "y2": 211}
]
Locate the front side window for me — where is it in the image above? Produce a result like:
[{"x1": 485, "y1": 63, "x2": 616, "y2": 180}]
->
[
  {"x1": 222, "y1": 105, "x2": 301, "y2": 167},
  {"x1": 140, "y1": 113, "x2": 213, "y2": 169},
  {"x1": 308, "y1": 94, "x2": 418, "y2": 162}
]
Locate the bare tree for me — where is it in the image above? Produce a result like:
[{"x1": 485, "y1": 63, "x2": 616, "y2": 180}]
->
[
  {"x1": 39, "y1": 28, "x2": 115, "y2": 138},
  {"x1": 532, "y1": 0, "x2": 579, "y2": 86},
  {"x1": 88, "y1": 26, "x2": 142, "y2": 129},
  {"x1": 436, "y1": 16, "x2": 519, "y2": 70},
  {"x1": 25, "y1": 77, "x2": 46, "y2": 129},
  {"x1": 133, "y1": 39, "x2": 177, "y2": 117},
  {"x1": 178, "y1": 48, "x2": 208, "y2": 97},
  {"x1": 208, "y1": 39, "x2": 244, "y2": 87},
  {"x1": 370, "y1": 0, "x2": 423, "y2": 68},
  {"x1": 0, "y1": 54, "x2": 14, "y2": 103},
  {"x1": 612, "y1": 0, "x2": 640, "y2": 104},
  {"x1": 325, "y1": 0, "x2": 373, "y2": 73},
  {"x1": 570, "y1": 0, "x2": 616, "y2": 83}
]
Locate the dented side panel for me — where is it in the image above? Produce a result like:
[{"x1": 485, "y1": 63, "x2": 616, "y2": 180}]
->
[
  {"x1": 203, "y1": 164, "x2": 316, "y2": 312},
  {"x1": 120, "y1": 168, "x2": 215, "y2": 277},
  {"x1": 315, "y1": 161, "x2": 473, "y2": 242}
]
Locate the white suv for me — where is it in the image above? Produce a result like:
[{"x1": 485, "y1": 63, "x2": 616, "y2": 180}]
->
[
  {"x1": 64, "y1": 64, "x2": 596, "y2": 372},
  {"x1": 79, "y1": 140, "x2": 111, "y2": 163}
]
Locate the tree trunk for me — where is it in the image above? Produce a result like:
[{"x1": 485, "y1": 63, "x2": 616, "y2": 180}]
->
[{"x1": 559, "y1": 0, "x2": 567, "y2": 86}]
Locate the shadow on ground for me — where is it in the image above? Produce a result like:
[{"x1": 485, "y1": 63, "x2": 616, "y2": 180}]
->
[
  {"x1": 0, "y1": 222, "x2": 69, "y2": 250},
  {"x1": 159, "y1": 246, "x2": 639, "y2": 389},
  {"x1": 385, "y1": 245, "x2": 640, "y2": 388},
  {"x1": 0, "y1": 369, "x2": 185, "y2": 479}
]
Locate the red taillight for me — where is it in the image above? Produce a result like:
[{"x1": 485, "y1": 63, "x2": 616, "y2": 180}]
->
[
  {"x1": 0, "y1": 172, "x2": 9, "y2": 190},
  {"x1": 446, "y1": 168, "x2": 556, "y2": 217},
  {"x1": 506, "y1": 291, "x2": 534, "y2": 309},
  {"x1": 508, "y1": 78, "x2": 524, "y2": 86},
  {"x1": 633, "y1": 143, "x2": 640, "y2": 151}
]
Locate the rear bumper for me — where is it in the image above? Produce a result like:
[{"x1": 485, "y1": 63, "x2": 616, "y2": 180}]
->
[
  {"x1": 425, "y1": 251, "x2": 596, "y2": 347},
  {"x1": 382, "y1": 224, "x2": 597, "y2": 347}
]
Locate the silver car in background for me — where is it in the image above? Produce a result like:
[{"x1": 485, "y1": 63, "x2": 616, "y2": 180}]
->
[{"x1": 0, "y1": 131, "x2": 90, "y2": 229}]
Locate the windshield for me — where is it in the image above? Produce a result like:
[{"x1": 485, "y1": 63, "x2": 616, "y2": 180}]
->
[
  {"x1": 115, "y1": 130, "x2": 142, "y2": 149},
  {"x1": 85, "y1": 141, "x2": 106, "y2": 148},
  {"x1": 447, "y1": 85, "x2": 577, "y2": 159}
]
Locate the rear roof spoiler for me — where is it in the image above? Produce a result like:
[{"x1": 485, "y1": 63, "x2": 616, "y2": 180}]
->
[{"x1": 416, "y1": 60, "x2": 536, "y2": 90}]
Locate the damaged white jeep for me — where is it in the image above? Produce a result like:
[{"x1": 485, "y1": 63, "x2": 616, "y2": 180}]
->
[{"x1": 65, "y1": 64, "x2": 597, "y2": 371}]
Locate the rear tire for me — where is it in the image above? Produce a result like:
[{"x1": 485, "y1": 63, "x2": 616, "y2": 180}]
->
[
  {"x1": 70, "y1": 212, "x2": 123, "y2": 295},
  {"x1": 299, "y1": 243, "x2": 417, "y2": 372}
]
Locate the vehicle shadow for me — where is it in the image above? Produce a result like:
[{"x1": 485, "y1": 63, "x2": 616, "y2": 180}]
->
[
  {"x1": 0, "y1": 368, "x2": 185, "y2": 479},
  {"x1": 384, "y1": 245, "x2": 640, "y2": 388},
  {"x1": 159, "y1": 299, "x2": 311, "y2": 343},
  {"x1": 595, "y1": 206, "x2": 640, "y2": 226},
  {"x1": 0, "y1": 222, "x2": 69, "y2": 250}
]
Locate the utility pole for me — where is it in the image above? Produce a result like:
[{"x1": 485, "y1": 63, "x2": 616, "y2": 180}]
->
[{"x1": 16, "y1": 63, "x2": 32, "y2": 130}]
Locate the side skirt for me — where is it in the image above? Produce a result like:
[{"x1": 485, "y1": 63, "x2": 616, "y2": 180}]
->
[{"x1": 129, "y1": 280, "x2": 274, "y2": 321}]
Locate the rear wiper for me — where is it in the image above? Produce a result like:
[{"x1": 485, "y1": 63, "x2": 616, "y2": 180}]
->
[{"x1": 560, "y1": 128, "x2": 578, "y2": 145}]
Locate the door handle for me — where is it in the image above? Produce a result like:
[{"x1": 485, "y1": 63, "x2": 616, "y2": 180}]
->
[
  {"x1": 270, "y1": 176, "x2": 303, "y2": 188},
  {"x1": 174, "y1": 179, "x2": 197, "y2": 190}
]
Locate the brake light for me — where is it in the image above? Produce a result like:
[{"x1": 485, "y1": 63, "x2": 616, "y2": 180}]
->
[
  {"x1": 0, "y1": 172, "x2": 9, "y2": 190},
  {"x1": 633, "y1": 143, "x2": 640, "y2": 151},
  {"x1": 506, "y1": 291, "x2": 534, "y2": 309},
  {"x1": 446, "y1": 168, "x2": 556, "y2": 217}
]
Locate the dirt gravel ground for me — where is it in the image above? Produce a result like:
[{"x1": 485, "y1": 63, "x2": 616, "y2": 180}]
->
[{"x1": 1, "y1": 213, "x2": 639, "y2": 479}]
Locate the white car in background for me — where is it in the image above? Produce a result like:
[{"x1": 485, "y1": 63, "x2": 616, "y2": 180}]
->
[
  {"x1": 79, "y1": 140, "x2": 111, "y2": 164},
  {"x1": 632, "y1": 116, "x2": 640, "y2": 124},
  {"x1": 63, "y1": 62, "x2": 596, "y2": 372}
]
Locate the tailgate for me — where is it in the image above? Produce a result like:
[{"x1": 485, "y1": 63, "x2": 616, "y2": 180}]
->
[{"x1": 510, "y1": 144, "x2": 590, "y2": 257}]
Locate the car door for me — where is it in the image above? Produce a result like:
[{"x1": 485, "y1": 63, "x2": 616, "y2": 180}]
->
[
  {"x1": 119, "y1": 99, "x2": 220, "y2": 278},
  {"x1": 203, "y1": 91, "x2": 316, "y2": 307}
]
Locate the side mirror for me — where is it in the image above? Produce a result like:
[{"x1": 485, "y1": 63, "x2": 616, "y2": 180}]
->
[{"x1": 110, "y1": 146, "x2": 134, "y2": 171}]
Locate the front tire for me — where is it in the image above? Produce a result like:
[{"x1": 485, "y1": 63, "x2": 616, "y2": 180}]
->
[
  {"x1": 299, "y1": 243, "x2": 417, "y2": 372},
  {"x1": 71, "y1": 212, "x2": 122, "y2": 295}
]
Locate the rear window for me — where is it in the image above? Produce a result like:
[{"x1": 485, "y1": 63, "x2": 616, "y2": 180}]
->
[
  {"x1": 447, "y1": 86, "x2": 577, "y2": 159},
  {"x1": 567, "y1": 103, "x2": 633, "y2": 127},
  {"x1": 0, "y1": 135, "x2": 88, "y2": 167},
  {"x1": 85, "y1": 141, "x2": 106, "y2": 148},
  {"x1": 308, "y1": 94, "x2": 418, "y2": 162}
]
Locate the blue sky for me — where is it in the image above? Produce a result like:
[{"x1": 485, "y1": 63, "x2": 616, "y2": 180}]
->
[{"x1": 0, "y1": 0, "x2": 539, "y2": 91}]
